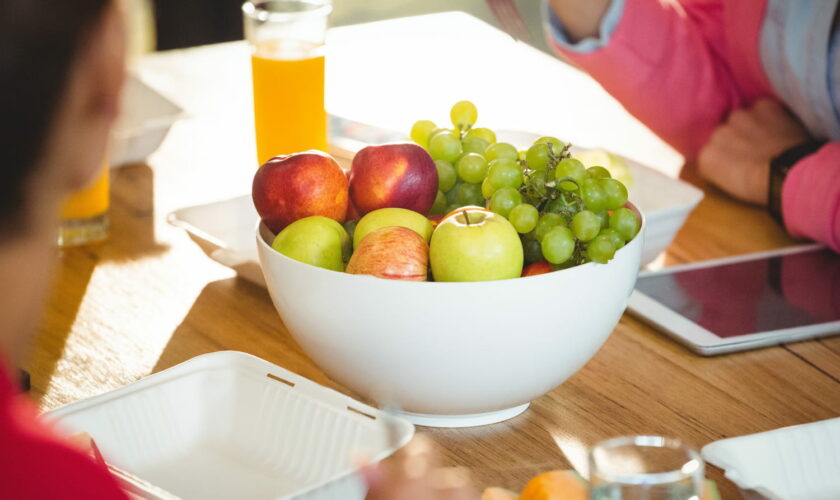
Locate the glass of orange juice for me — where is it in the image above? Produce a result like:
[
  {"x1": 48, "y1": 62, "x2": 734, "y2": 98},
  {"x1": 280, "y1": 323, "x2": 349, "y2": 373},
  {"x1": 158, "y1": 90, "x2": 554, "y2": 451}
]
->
[
  {"x1": 243, "y1": 0, "x2": 331, "y2": 165},
  {"x1": 58, "y1": 160, "x2": 109, "y2": 247}
]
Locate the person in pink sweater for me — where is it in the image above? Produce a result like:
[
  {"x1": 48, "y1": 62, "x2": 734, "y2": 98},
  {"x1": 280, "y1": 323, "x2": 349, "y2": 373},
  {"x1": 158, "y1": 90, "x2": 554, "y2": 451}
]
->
[{"x1": 546, "y1": 0, "x2": 840, "y2": 252}]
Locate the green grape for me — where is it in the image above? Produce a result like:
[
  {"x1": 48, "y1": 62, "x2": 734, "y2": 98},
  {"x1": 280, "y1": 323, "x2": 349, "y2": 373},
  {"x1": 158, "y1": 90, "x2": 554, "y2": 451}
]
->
[
  {"x1": 526, "y1": 143, "x2": 550, "y2": 170},
  {"x1": 555, "y1": 158, "x2": 587, "y2": 191},
  {"x1": 410, "y1": 120, "x2": 437, "y2": 148},
  {"x1": 484, "y1": 142, "x2": 519, "y2": 162},
  {"x1": 434, "y1": 160, "x2": 457, "y2": 192},
  {"x1": 610, "y1": 207, "x2": 640, "y2": 242},
  {"x1": 445, "y1": 181, "x2": 462, "y2": 205},
  {"x1": 587, "y1": 234, "x2": 616, "y2": 263},
  {"x1": 489, "y1": 187, "x2": 522, "y2": 218},
  {"x1": 462, "y1": 137, "x2": 490, "y2": 156},
  {"x1": 430, "y1": 190, "x2": 447, "y2": 215},
  {"x1": 571, "y1": 210, "x2": 600, "y2": 242},
  {"x1": 535, "y1": 136, "x2": 565, "y2": 154},
  {"x1": 466, "y1": 127, "x2": 496, "y2": 144},
  {"x1": 455, "y1": 182, "x2": 485, "y2": 207},
  {"x1": 534, "y1": 212, "x2": 566, "y2": 242},
  {"x1": 598, "y1": 227, "x2": 625, "y2": 251},
  {"x1": 509, "y1": 203, "x2": 539, "y2": 233},
  {"x1": 580, "y1": 178, "x2": 608, "y2": 212},
  {"x1": 601, "y1": 178, "x2": 629, "y2": 210},
  {"x1": 541, "y1": 226, "x2": 575, "y2": 265},
  {"x1": 518, "y1": 150, "x2": 527, "y2": 162},
  {"x1": 445, "y1": 203, "x2": 460, "y2": 214},
  {"x1": 522, "y1": 236, "x2": 544, "y2": 264},
  {"x1": 427, "y1": 127, "x2": 449, "y2": 142},
  {"x1": 456, "y1": 153, "x2": 488, "y2": 183},
  {"x1": 428, "y1": 131, "x2": 463, "y2": 163},
  {"x1": 481, "y1": 177, "x2": 497, "y2": 199},
  {"x1": 594, "y1": 210, "x2": 609, "y2": 229},
  {"x1": 487, "y1": 158, "x2": 523, "y2": 189},
  {"x1": 450, "y1": 100, "x2": 478, "y2": 129},
  {"x1": 587, "y1": 166, "x2": 612, "y2": 179}
]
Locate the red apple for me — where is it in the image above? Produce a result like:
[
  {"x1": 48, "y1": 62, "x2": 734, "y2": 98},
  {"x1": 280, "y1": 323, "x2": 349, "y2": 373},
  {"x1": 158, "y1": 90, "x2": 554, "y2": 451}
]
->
[
  {"x1": 252, "y1": 151, "x2": 348, "y2": 233},
  {"x1": 522, "y1": 260, "x2": 553, "y2": 277},
  {"x1": 346, "y1": 226, "x2": 428, "y2": 281},
  {"x1": 349, "y1": 143, "x2": 438, "y2": 216},
  {"x1": 346, "y1": 199, "x2": 360, "y2": 221}
]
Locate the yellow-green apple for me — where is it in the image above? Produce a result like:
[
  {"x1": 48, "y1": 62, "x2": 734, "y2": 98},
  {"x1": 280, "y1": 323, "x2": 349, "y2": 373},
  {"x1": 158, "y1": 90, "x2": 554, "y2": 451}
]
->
[
  {"x1": 271, "y1": 216, "x2": 351, "y2": 272},
  {"x1": 353, "y1": 207, "x2": 434, "y2": 248},
  {"x1": 253, "y1": 151, "x2": 348, "y2": 233},
  {"x1": 346, "y1": 226, "x2": 429, "y2": 281},
  {"x1": 349, "y1": 143, "x2": 438, "y2": 216},
  {"x1": 430, "y1": 208, "x2": 523, "y2": 281}
]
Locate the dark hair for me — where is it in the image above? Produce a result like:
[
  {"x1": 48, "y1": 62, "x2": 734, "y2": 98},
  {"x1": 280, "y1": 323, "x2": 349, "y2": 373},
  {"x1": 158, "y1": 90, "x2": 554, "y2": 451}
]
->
[{"x1": 0, "y1": 0, "x2": 110, "y2": 234}]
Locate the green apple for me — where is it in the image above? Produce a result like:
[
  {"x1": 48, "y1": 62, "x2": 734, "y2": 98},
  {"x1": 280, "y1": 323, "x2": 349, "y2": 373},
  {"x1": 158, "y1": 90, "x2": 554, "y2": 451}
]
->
[
  {"x1": 271, "y1": 216, "x2": 351, "y2": 271},
  {"x1": 353, "y1": 207, "x2": 434, "y2": 248},
  {"x1": 430, "y1": 208, "x2": 523, "y2": 281}
]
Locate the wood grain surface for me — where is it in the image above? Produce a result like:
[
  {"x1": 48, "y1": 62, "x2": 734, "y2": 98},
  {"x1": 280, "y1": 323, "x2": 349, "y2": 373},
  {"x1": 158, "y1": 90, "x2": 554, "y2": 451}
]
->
[{"x1": 27, "y1": 20, "x2": 840, "y2": 499}]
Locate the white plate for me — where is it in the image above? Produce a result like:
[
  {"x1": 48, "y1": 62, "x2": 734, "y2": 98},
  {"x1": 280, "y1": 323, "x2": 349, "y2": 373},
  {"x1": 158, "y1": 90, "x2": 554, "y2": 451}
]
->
[{"x1": 47, "y1": 351, "x2": 414, "y2": 500}]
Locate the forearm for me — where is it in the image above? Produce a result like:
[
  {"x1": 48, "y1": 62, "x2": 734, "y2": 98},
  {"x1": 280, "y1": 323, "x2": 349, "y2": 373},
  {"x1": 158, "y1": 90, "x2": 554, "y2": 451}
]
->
[
  {"x1": 549, "y1": 0, "x2": 612, "y2": 41},
  {"x1": 782, "y1": 142, "x2": 840, "y2": 252},
  {"x1": 545, "y1": 0, "x2": 744, "y2": 159}
]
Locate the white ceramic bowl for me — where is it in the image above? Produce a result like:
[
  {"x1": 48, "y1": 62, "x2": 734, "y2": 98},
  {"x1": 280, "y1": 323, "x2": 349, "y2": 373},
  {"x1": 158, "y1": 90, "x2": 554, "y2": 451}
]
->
[{"x1": 257, "y1": 208, "x2": 644, "y2": 427}]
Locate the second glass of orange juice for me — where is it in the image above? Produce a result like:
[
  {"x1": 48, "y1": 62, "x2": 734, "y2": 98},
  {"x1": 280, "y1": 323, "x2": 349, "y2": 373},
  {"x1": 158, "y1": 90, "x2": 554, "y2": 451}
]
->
[
  {"x1": 59, "y1": 160, "x2": 110, "y2": 247},
  {"x1": 244, "y1": 0, "x2": 331, "y2": 165}
]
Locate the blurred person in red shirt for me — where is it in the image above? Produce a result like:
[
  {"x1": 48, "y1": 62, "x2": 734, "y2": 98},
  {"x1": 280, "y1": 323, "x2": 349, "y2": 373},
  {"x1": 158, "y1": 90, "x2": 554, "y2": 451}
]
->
[
  {"x1": 0, "y1": 1, "x2": 477, "y2": 498},
  {"x1": 0, "y1": 0, "x2": 127, "y2": 497}
]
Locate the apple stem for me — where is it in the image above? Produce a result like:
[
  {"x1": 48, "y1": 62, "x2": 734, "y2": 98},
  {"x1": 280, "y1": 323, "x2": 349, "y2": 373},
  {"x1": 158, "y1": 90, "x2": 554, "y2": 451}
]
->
[{"x1": 463, "y1": 210, "x2": 472, "y2": 226}]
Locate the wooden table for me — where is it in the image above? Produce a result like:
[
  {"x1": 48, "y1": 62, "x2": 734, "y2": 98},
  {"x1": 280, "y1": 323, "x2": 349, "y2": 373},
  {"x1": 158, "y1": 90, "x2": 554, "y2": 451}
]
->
[{"x1": 29, "y1": 13, "x2": 840, "y2": 498}]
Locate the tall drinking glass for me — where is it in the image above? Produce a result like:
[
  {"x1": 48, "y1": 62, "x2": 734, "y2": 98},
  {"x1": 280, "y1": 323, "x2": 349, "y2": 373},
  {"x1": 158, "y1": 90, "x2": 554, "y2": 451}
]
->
[
  {"x1": 58, "y1": 160, "x2": 109, "y2": 246},
  {"x1": 589, "y1": 436, "x2": 704, "y2": 500},
  {"x1": 243, "y1": 0, "x2": 330, "y2": 165}
]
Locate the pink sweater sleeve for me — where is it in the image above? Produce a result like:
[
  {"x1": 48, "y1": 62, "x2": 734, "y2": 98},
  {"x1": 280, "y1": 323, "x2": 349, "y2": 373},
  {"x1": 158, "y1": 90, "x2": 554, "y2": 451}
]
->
[
  {"x1": 782, "y1": 143, "x2": 840, "y2": 251},
  {"x1": 547, "y1": 0, "x2": 746, "y2": 160}
]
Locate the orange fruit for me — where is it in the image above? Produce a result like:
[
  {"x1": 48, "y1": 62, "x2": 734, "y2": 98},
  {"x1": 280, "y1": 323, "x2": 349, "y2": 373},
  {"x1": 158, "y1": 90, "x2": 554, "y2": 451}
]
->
[{"x1": 519, "y1": 470, "x2": 587, "y2": 500}]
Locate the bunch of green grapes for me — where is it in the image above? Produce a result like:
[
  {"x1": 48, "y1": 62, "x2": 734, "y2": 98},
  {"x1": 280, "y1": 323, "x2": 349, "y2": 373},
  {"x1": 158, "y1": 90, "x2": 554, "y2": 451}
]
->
[{"x1": 410, "y1": 101, "x2": 640, "y2": 267}]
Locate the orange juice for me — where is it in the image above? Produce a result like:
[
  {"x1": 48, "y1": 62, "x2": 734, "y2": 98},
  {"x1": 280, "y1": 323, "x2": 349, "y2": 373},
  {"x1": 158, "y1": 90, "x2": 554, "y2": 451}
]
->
[
  {"x1": 61, "y1": 166, "x2": 109, "y2": 219},
  {"x1": 251, "y1": 40, "x2": 327, "y2": 165},
  {"x1": 59, "y1": 162, "x2": 109, "y2": 246}
]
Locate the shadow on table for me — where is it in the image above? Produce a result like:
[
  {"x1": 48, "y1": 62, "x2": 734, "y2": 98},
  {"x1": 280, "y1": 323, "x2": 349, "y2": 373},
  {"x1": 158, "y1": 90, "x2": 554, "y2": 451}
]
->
[
  {"x1": 28, "y1": 164, "x2": 169, "y2": 399},
  {"x1": 150, "y1": 276, "x2": 340, "y2": 390}
]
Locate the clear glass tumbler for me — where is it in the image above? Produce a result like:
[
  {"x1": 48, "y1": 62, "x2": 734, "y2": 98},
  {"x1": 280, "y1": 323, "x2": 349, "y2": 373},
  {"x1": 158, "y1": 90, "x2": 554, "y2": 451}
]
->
[
  {"x1": 589, "y1": 436, "x2": 704, "y2": 500},
  {"x1": 243, "y1": 0, "x2": 331, "y2": 165}
]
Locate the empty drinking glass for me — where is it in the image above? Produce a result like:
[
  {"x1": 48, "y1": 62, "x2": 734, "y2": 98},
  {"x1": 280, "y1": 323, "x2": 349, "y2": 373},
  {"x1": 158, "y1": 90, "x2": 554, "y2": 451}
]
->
[{"x1": 589, "y1": 436, "x2": 704, "y2": 500}]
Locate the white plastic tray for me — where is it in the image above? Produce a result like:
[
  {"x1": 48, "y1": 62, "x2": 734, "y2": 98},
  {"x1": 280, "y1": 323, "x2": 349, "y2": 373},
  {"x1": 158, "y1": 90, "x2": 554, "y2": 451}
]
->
[{"x1": 46, "y1": 351, "x2": 414, "y2": 500}]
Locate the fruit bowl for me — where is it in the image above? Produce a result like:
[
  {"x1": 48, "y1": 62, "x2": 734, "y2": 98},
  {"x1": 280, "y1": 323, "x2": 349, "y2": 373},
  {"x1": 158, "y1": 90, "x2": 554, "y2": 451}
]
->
[{"x1": 256, "y1": 205, "x2": 644, "y2": 428}]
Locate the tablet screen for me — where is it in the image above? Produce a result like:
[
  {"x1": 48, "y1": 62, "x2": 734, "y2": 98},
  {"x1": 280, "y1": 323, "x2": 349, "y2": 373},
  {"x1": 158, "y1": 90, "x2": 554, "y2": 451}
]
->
[{"x1": 635, "y1": 248, "x2": 840, "y2": 338}]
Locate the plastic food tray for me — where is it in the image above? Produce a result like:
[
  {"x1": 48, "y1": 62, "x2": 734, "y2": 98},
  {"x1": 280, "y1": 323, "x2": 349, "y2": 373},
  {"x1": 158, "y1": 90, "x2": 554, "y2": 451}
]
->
[{"x1": 46, "y1": 351, "x2": 414, "y2": 500}]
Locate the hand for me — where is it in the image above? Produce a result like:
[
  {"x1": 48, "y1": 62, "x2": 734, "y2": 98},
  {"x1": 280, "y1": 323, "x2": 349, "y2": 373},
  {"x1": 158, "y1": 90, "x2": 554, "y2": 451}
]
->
[
  {"x1": 363, "y1": 436, "x2": 479, "y2": 500},
  {"x1": 697, "y1": 99, "x2": 811, "y2": 206},
  {"x1": 549, "y1": 0, "x2": 612, "y2": 41}
]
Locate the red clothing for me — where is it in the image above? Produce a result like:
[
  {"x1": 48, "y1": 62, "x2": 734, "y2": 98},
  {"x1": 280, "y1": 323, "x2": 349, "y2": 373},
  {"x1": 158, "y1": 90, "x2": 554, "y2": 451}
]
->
[{"x1": 0, "y1": 361, "x2": 127, "y2": 499}]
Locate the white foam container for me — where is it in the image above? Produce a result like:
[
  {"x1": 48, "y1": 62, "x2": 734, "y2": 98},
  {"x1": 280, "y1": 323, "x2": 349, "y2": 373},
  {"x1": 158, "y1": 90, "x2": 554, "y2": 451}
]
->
[
  {"x1": 46, "y1": 351, "x2": 414, "y2": 500},
  {"x1": 110, "y1": 73, "x2": 184, "y2": 167}
]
